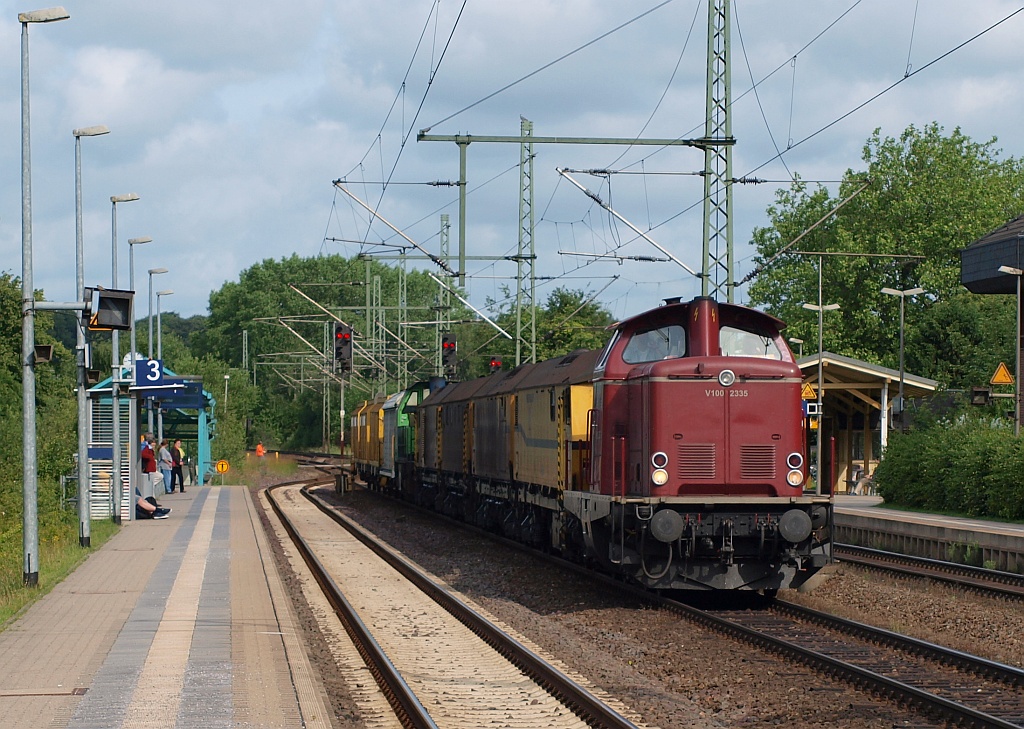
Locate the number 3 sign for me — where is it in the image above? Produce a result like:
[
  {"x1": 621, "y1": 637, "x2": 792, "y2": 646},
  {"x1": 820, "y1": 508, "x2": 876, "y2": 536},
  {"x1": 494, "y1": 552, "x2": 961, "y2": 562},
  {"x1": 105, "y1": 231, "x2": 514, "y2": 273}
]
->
[{"x1": 136, "y1": 359, "x2": 164, "y2": 386}]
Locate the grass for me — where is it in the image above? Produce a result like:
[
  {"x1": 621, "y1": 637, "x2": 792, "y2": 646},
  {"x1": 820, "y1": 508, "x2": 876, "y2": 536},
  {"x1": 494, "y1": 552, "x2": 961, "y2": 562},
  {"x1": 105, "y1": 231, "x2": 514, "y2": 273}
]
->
[
  {"x1": 236, "y1": 452, "x2": 300, "y2": 484},
  {"x1": 0, "y1": 517, "x2": 119, "y2": 631}
]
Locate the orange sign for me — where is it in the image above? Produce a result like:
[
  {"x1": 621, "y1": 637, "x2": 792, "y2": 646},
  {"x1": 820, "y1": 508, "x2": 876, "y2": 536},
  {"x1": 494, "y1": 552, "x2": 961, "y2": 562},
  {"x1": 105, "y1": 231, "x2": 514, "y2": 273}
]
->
[
  {"x1": 215, "y1": 459, "x2": 230, "y2": 474},
  {"x1": 801, "y1": 383, "x2": 817, "y2": 400},
  {"x1": 991, "y1": 362, "x2": 1015, "y2": 386}
]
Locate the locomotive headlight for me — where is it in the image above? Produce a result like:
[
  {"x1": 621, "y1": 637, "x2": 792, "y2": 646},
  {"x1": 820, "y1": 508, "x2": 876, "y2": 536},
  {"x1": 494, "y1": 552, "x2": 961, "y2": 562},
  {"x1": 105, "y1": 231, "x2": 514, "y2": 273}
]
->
[
  {"x1": 718, "y1": 369, "x2": 736, "y2": 387},
  {"x1": 786, "y1": 469, "x2": 804, "y2": 486},
  {"x1": 787, "y1": 452, "x2": 804, "y2": 469},
  {"x1": 651, "y1": 468, "x2": 669, "y2": 486},
  {"x1": 651, "y1": 451, "x2": 669, "y2": 469}
]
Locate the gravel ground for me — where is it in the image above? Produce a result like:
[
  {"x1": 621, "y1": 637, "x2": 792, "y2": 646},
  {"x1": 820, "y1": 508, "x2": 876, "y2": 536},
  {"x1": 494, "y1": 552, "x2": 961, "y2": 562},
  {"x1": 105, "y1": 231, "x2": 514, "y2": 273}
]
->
[
  {"x1": 303, "y1": 486, "x2": 955, "y2": 729},
  {"x1": 254, "y1": 469, "x2": 1023, "y2": 728}
]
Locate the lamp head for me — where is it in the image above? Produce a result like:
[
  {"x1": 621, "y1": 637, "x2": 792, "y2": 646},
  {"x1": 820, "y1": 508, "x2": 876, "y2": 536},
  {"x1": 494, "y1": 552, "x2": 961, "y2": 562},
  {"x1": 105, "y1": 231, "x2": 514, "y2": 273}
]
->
[
  {"x1": 156, "y1": 289, "x2": 174, "y2": 297},
  {"x1": 128, "y1": 236, "x2": 152, "y2": 246},
  {"x1": 148, "y1": 267, "x2": 168, "y2": 275},
  {"x1": 19, "y1": 7, "x2": 70, "y2": 23},
  {"x1": 73, "y1": 125, "x2": 109, "y2": 138},
  {"x1": 110, "y1": 193, "x2": 139, "y2": 204}
]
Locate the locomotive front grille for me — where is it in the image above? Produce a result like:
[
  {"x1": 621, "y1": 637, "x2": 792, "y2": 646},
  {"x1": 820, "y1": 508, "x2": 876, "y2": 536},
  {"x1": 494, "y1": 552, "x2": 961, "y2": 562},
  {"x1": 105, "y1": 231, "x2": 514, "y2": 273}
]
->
[
  {"x1": 740, "y1": 444, "x2": 776, "y2": 479},
  {"x1": 677, "y1": 443, "x2": 716, "y2": 479}
]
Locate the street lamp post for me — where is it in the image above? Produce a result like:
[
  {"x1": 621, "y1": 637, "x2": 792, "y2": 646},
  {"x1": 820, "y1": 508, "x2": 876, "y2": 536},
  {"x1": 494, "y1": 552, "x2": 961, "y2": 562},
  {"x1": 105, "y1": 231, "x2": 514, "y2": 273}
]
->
[
  {"x1": 881, "y1": 287, "x2": 925, "y2": 432},
  {"x1": 73, "y1": 124, "x2": 109, "y2": 547},
  {"x1": 802, "y1": 301, "x2": 840, "y2": 495},
  {"x1": 21, "y1": 6, "x2": 70, "y2": 586},
  {"x1": 788, "y1": 337, "x2": 804, "y2": 358},
  {"x1": 998, "y1": 266, "x2": 1022, "y2": 437},
  {"x1": 109, "y1": 193, "x2": 139, "y2": 525},
  {"x1": 156, "y1": 289, "x2": 173, "y2": 441},
  {"x1": 146, "y1": 267, "x2": 167, "y2": 432},
  {"x1": 126, "y1": 236, "x2": 151, "y2": 512},
  {"x1": 224, "y1": 374, "x2": 230, "y2": 415},
  {"x1": 128, "y1": 236, "x2": 152, "y2": 378}
]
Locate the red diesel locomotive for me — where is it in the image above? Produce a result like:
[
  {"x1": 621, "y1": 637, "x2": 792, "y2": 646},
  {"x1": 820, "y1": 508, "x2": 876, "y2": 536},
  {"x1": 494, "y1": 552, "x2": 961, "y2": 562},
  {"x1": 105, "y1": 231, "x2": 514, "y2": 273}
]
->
[{"x1": 355, "y1": 296, "x2": 832, "y2": 592}]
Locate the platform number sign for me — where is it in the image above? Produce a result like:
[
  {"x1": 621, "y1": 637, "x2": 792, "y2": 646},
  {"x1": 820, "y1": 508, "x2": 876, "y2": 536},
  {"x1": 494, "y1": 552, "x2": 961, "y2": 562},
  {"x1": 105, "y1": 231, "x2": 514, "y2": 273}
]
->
[{"x1": 136, "y1": 358, "x2": 164, "y2": 387}]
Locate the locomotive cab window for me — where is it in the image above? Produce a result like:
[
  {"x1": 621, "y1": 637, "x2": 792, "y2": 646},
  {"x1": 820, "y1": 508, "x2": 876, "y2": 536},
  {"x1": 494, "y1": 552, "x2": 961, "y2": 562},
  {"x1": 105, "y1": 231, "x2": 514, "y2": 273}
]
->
[
  {"x1": 622, "y1": 325, "x2": 687, "y2": 364},
  {"x1": 719, "y1": 325, "x2": 783, "y2": 360}
]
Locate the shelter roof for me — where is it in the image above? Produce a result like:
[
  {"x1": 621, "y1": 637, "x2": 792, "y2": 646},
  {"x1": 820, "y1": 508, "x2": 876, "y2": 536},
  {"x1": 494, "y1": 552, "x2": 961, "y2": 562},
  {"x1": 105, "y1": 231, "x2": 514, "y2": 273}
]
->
[{"x1": 796, "y1": 351, "x2": 939, "y2": 400}]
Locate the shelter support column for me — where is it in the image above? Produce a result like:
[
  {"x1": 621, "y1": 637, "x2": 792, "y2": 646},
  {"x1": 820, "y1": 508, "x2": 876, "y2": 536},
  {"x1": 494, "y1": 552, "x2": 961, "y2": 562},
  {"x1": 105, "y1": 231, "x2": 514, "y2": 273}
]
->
[{"x1": 879, "y1": 381, "x2": 890, "y2": 452}]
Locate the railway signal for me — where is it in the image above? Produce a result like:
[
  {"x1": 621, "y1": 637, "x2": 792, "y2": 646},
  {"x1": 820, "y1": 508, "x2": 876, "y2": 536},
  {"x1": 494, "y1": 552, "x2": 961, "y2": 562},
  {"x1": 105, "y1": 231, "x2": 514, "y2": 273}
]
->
[
  {"x1": 334, "y1": 323, "x2": 353, "y2": 371},
  {"x1": 488, "y1": 355, "x2": 502, "y2": 373},
  {"x1": 442, "y1": 333, "x2": 457, "y2": 370}
]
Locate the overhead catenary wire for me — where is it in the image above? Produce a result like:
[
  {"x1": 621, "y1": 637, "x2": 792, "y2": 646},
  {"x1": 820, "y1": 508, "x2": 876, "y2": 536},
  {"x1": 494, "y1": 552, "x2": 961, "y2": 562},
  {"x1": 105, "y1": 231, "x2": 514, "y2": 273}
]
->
[{"x1": 420, "y1": 1, "x2": 676, "y2": 134}]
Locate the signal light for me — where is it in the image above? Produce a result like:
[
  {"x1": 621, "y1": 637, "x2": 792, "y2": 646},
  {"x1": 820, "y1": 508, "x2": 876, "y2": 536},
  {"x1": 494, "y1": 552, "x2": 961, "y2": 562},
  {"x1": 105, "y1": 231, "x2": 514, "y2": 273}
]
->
[
  {"x1": 334, "y1": 323, "x2": 353, "y2": 370},
  {"x1": 441, "y1": 333, "x2": 457, "y2": 369},
  {"x1": 488, "y1": 355, "x2": 502, "y2": 373}
]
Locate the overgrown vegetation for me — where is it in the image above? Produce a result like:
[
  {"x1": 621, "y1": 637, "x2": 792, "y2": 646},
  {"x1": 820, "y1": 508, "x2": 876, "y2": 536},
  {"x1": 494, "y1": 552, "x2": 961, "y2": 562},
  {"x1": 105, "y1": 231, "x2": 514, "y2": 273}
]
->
[{"x1": 874, "y1": 414, "x2": 1024, "y2": 520}]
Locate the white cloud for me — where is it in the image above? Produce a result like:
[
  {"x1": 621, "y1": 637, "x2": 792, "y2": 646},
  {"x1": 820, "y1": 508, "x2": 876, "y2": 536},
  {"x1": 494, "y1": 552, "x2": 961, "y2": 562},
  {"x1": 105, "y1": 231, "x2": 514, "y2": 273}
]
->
[{"x1": 3, "y1": 0, "x2": 1024, "y2": 319}]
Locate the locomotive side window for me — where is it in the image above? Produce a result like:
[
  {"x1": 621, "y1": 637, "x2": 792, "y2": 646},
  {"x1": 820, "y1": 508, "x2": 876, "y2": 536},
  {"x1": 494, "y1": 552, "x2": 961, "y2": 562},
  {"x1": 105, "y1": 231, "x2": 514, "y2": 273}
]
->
[
  {"x1": 719, "y1": 325, "x2": 783, "y2": 359},
  {"x1": 622, "y1": 325, "x2": 687, "y2": 364},
  {"x1": 595, "y1": 330, "x2": 620, "y2": 372}
]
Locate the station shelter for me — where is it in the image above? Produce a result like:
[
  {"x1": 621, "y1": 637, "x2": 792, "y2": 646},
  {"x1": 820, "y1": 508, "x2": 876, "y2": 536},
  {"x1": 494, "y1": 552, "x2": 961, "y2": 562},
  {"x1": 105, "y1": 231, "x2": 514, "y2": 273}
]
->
[
  {"x1": 86, "y1": 364, "x2": 216, "y2": 521},
  {"x1": 798, "y1": 351, "x2": 938, "y2": 494}
]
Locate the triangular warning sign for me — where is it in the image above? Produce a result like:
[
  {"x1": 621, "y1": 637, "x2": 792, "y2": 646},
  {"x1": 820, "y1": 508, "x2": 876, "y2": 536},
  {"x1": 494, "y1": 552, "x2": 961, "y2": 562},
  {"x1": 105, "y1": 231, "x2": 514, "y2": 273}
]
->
[
  {"x1": 991, "y1": 362, "x2": 1015, "y2": 386},
  {"x1": 801, "y1": 383, "x2": 817, "y2": 400}
]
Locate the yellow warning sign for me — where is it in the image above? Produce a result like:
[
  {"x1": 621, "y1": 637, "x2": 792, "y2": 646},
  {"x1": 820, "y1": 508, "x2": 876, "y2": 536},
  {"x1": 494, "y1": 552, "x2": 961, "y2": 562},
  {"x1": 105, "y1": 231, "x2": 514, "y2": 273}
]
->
[
  {"x1": 215, "y1": 459, "x2": 230, "y2": 474},
  {"x1": 991, "y1": 362, "x2": 1015, "y2": 386},
  {"x1": 801, "y1": 383, "x2": 817, "y2": 400}
]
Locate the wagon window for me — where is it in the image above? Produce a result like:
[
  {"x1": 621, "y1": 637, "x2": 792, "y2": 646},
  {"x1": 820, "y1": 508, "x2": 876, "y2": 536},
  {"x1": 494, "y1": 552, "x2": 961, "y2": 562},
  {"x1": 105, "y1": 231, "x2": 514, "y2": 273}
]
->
[
  {"x1": 622, "y1": 325, "x2": 687, "y2": 364},
  {"x1": 719, "y1": 325, "x2": 783, "y2": 359}
]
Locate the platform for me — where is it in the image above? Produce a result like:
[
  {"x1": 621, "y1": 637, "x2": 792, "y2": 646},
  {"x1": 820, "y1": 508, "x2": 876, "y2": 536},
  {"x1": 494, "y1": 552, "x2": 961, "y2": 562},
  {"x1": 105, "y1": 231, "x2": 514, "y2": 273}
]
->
[
  {"x1": 834, "y1": 495, "x2": 1024, "y2": 572},
  {"x1": 0, "y1": 485, "x2": 332, "y2": 729}
]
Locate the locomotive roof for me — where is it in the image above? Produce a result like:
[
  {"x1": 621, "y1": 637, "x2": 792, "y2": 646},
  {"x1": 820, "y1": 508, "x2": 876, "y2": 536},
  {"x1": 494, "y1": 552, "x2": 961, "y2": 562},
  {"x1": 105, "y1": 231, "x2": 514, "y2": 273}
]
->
[{"x1": 613, "y1": 296, "x2": 787, "y2": 332}]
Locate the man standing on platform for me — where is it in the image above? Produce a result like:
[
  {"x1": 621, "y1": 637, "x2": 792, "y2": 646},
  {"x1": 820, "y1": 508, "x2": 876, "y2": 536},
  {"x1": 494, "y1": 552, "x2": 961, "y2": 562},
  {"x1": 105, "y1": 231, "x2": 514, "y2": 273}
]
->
[{"x1": 170, "y1": 439, "x2": 185, "y2": 493}]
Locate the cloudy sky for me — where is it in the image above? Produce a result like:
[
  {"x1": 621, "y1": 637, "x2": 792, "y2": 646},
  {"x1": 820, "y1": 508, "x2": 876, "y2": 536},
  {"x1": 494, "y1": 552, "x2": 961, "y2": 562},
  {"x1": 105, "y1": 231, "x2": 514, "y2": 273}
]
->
[{"x1": 2, "y1": 1, "x2": 1023, "y2": 322}]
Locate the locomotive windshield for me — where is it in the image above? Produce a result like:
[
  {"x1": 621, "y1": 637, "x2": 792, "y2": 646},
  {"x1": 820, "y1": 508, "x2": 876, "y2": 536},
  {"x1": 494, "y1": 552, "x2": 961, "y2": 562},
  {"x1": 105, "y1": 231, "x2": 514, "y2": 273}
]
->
[
  {"x1": 719, "y1": 325, "x2": 783, "y2": 359},
  {"x1": 622, "y1": 324, "x2": 687, "y2": 363}
]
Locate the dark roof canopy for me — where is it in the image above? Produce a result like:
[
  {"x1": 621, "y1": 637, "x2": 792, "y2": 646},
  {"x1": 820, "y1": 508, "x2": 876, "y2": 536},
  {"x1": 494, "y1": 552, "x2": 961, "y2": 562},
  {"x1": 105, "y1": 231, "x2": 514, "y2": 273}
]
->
[{"x1": 960, "y1": 214, "x2": 1024, "y2": 294}]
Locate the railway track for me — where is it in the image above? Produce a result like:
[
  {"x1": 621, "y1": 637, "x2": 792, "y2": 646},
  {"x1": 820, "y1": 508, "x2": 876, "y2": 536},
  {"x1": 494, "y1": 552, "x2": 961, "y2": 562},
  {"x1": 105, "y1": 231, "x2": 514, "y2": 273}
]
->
[
  {"x1": 265, "y1": 478, "x2": 641, "y2": 729},
  {"x1": 679, "y1": 599, "x2": 1024, "y2": 728},
  {"x1": 835, "y1": 543, "x2": 1024, "y2": 600},
  {"x1": 328, "y1": 481, "x2": 1024, "y2": 728}
]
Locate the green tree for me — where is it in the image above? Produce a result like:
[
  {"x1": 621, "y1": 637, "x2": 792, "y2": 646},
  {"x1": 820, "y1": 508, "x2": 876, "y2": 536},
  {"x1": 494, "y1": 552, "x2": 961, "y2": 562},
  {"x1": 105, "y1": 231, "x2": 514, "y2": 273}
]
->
[
  {"x1": 483, "y1": 287, "x2": 615, "y2": 372},
  {"x1": 748, "y1": 123, "x2": 1024, "y2": 387}
]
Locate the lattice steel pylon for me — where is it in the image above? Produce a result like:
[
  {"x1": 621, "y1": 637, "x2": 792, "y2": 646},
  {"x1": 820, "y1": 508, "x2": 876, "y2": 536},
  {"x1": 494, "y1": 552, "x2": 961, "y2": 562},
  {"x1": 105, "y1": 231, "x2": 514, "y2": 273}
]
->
[
  {"x1": 702, "y1": 0, "x2": 734, "y2": 302},
  {"x1": 436, "y1": 214, "x2": 452, "y2": 377},
  {"x1": 515, "y1": 117, "x2": 537, "y2": 366}
]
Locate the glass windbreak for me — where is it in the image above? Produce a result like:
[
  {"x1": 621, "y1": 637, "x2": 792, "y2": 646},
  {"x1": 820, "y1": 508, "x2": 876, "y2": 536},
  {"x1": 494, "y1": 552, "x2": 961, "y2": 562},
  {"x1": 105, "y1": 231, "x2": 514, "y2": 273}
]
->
[
  {"x1": 719, "y1": 325, "x2": 783, "y2": 359},
  {"x1": 622, "y1": 325, "x2": 687, "y2": 364}
]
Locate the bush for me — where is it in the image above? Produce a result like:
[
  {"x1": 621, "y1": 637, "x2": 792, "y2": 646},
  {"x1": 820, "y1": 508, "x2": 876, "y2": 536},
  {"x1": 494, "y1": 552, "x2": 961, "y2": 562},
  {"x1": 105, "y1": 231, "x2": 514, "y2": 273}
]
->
[{"x1": 875, "y1": 417, "x2": 1024, "y2": 519}]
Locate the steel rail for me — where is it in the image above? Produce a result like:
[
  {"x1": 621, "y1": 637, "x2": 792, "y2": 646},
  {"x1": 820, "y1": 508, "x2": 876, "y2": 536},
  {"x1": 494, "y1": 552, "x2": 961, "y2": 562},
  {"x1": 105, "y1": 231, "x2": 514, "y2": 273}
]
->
[
  {"x1": 301, "y1": 486, "x2": 639, "y2": 729},
  {"x1": 664, "y1": 600, "x2": 1023, "y2": 729},
  {"x1": 265, "y1": 481, "x2": 438, "y2": 729},
  {"x1": 338, "y1": 483, "x2": 1024, "y2": 728},
  {"x1": 771, "y1": 600, "x2": 1024, "y2": 687},
  {"x1": 835, "y1": 543, "x2": 1024, "y2": 599}
]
